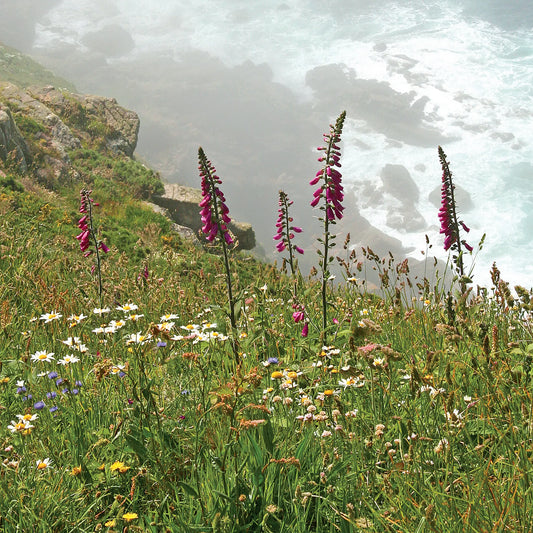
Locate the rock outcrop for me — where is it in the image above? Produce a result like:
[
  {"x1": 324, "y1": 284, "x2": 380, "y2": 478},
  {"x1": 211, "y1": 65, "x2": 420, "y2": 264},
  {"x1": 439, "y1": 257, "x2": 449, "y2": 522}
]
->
[
  {"x1": 153, "y1": 184, "x2": 256, "y2": 250},
  {"x1": 0, "y1": 82, "x2": 139, "y2": 157},
  {"x1": 0, "y1": 81, "x2": 256, "y2": 249},
  {"x1": 28, "y1": 85, "x2": 140, "y2": 157},
  {"x1": 0, "y1": 106, "x2": 31, "y2": 170}
]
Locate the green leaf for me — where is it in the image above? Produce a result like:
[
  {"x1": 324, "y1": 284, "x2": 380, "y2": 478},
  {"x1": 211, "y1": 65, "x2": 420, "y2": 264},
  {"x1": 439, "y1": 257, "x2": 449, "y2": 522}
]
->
[
  {"x1": 211, "y1": 490, "x2": 232, "y2": 502},
  {"x1": 125, "y1": 433, "x2": 148, "y2": 462},
  {"x1": 262, "y1": 418, "x2": 275, "y2": 455},
  {"x1": 295, "y1": 431, "x2": 312, "y2": 461},
  {"x1": 247, "y1": 433, "x2": 264, "y2": 467},
  {"x1": 177, "y1": 481, "x2": 199, "y2": 499}
]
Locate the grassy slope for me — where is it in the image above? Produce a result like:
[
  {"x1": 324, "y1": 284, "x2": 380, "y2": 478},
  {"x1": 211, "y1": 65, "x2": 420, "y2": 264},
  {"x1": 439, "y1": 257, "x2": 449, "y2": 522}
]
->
[
  {"x1": 0, "y1": 41, "x2": 76, "y2": 91},
  {"x1": 0, "y1": 50, "x2": 532, "y2": 533}
]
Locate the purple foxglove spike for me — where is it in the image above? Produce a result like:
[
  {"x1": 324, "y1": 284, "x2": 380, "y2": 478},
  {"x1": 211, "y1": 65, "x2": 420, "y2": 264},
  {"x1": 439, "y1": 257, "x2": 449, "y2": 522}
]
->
[
  {"x1": 310, "y1": 196, "x2": 320, "y2": 208},
  {"x1": 295, "y1": 246, "x2": 304, "y2": 255},
  {"x1": 76, "y1": 230, "x2": 90, "y2": 241},
  {"x1": 292, "y1": 310, "x2": 305, "y2": 323},
  {"x1": 199, "y1": 195, "x2": 211, "y2": 207},
  {"x1": 224, "y1": 231, "x2": 234, "y2": 245}
]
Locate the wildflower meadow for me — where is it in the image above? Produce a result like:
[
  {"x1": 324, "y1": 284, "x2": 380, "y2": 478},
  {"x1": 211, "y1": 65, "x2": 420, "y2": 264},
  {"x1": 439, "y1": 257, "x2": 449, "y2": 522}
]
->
[{"x1": 0, "y1": 111, "x2": 532, "y2": 532}]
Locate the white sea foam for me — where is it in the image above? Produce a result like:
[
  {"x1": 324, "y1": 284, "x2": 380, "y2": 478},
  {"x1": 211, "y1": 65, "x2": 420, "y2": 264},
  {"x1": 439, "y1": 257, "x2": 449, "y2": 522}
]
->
[{"x1": 33, "y1": 0, "x2": 533, "y2": 287}]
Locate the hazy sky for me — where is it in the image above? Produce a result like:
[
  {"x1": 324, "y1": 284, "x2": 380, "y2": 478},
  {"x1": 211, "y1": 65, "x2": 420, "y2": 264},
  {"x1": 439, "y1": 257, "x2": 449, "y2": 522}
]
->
[{"x1": 1, "y1": 0, "x2": 532, "y2": 285}]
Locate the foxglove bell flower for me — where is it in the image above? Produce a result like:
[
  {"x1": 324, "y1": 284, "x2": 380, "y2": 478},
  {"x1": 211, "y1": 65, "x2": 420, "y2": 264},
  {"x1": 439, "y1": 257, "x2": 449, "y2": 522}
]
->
[
  {"x1": 292, "y1": 303, "x2": 305, "y2": 323},
  {"x1": 273, "y1": 190, "x2": 304, "y2": 275},
  {"x1": 438, "y1": 147, "x2": 473, "y2": 276},
  {"x1": 77, "y1": 189, "x2": 109, "y2": 254},
  {"x1": 197, "y1": 147, "x2": 239, "y2": 360},
  {"x1": 311, "y1": 111, "x2": 346, "y2": 342},
  {"x1": 77, "y1": 188, "x2": 108, "y2": 306},
  {"x1": 198, "y1": 148, "x2": 234, "y2": 245},
  {"x1": 310, "y1": 112, "x2": 346, "y2": 222}
]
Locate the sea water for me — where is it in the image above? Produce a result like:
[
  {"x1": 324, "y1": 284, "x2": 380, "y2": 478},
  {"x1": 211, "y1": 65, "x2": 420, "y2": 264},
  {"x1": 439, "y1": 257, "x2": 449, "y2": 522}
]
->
[{"x1": 32, "y1": 0, "x2": 533, "y2": 288}]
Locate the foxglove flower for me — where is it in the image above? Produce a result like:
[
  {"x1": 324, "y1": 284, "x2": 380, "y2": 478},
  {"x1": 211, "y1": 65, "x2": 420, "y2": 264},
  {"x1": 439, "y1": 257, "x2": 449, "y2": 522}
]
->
[
  {"x1": 273, "y1": 190, "x2": 304, "y2": 275},
  {"x1": 197, "y1": 147, "x2": 239, "y2": 360},
  {"x1": 311, "y1": 111, "x2": 346, "y2": 342},
  {"x1": 198, "y1": 148, "x2": 233, "y2": 245},
  {"x1": 310, "y1": 111, "x2": 346, "y2": 222},
  {"x1": 438, "y1": 147, "x2": 473, "y2": 276},
  {"x1": 77, "y1": 188, "x2": 108, "y2": 306},
  {"x1": 292, "y1": 303, "x2": 305, "y2": 323}
]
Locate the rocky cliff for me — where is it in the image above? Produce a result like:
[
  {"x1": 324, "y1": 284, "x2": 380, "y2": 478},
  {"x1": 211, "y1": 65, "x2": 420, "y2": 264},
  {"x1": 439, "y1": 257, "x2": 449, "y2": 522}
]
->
[
  {"x1": 0, "y1": 80, "x2": 255, "y2": 250},
  {"x1": 152, "y1": 184, "x2": 255, "y2": 250}
]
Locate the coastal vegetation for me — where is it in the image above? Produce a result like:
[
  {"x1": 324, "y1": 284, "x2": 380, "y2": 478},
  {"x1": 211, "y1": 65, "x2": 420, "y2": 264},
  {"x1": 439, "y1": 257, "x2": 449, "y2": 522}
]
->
[{"x1": 1, "y1": 61, "x2": 532, "y2": 533}]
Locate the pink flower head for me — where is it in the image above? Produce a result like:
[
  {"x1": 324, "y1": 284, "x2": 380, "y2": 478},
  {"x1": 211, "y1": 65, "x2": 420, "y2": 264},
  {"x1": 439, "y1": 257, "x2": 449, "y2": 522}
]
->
[
  {"x1": 273, "y1": 190, "x2": 304, "y2": 274},
  {"x1": 292, "y1": 303, "x2": 305, "y2": 323},
  {"x1": 438, "y1": 147, "x2": 473, "y2": 276},
  {"x1": 310, "y1": 112, "x2": 346, "y2": 223},
  {"x1": 198, "y1": 148, "x2": 234, "y2": 245}
]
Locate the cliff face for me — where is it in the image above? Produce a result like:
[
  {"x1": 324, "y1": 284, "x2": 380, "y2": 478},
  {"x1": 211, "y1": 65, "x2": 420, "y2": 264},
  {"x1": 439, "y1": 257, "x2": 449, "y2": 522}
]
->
[
  {"x1": 152, "y1": 184, "x2": 255, "y2": 250},
  {"x1": 0, "y1": 106, "x2": 31, "y2": 171},
  {"x1": 0, "y1": 79, "x2": 255, "y2": 250},
  {"x1": 0, "y1": 82, "x2": 138, "y2": 158}
]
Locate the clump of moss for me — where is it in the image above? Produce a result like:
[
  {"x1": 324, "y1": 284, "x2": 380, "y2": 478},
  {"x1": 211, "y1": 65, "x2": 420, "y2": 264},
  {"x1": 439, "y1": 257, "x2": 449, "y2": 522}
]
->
[{"x1": 69, "y1": 148, "x2": 164, "y2": 200}]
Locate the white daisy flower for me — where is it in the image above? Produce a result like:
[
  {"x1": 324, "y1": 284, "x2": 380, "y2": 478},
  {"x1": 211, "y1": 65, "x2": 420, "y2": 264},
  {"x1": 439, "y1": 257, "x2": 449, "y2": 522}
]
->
[
  {"x1": 116, "y1": 303, "x2": 138, "y2": 312},
  {"x1": 58, "y1": 354, "x2": 80, "y2": 365},
  {"x1": 40, "y1": 311, "x2": 62, "y2": 323},
  {"x1": 31, "y1": 351, "x2": 55, "y2": 363},
  {"x1": 36, "y1": 458, "x2": 52, "y2": 470}
]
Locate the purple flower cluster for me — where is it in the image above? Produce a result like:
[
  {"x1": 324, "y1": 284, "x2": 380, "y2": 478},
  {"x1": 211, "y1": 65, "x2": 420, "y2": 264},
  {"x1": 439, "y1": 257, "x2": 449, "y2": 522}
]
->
[
  {"x1": 292, "y1": 303, "x2": 305, "y2": 323},
  {"x1": 198, "y1": 148, "x2": 234, "y2": 245},
  {"x1": 76, "y1": 189, "x2": 109, "y2": 256},
  {"x1": 310, "y1": 111, "x2": 346, "y2": 222},
  {"x1": 438, "y1": 147, "x2": 473, "y2": 254},
  {"x1": 273, "y1": 190, "x2": 304, "y2": 255}
]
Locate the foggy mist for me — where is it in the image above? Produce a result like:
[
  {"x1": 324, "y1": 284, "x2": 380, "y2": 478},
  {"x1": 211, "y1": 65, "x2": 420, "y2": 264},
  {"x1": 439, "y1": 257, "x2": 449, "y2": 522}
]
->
[{"x1": 1, "y1": 0, "x2": 532, "y2": 286}]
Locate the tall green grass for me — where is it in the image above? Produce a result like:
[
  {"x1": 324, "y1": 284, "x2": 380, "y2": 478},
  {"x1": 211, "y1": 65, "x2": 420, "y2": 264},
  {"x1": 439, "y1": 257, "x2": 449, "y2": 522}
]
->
[{"x1": 1, "y1": 173, "x2": 532, "y2": 532}]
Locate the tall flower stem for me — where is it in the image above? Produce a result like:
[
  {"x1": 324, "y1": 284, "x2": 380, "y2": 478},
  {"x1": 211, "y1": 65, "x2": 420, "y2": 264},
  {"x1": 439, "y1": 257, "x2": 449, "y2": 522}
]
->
[
  {"x1": 438, "y1": 147, "x2": 472, "y2": 282},
  {"x1": 273, "y1": 190, "x2": 304, "y2": 305},
  {"x1": 86, "y1": 197, "x2": 104, "y2": 306},
  {"x1": 77, "y1": 189, "x2": 108, "y2": 308},
  {"x1": 273, "y1": 190, "x2": 304, "y2": 277},
  {"x1": 310, "y1": 111, "x2": 346, "y2": 343},
  {"x1": 198, "y1": 148, "x2": 239, "y2": 362}
]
